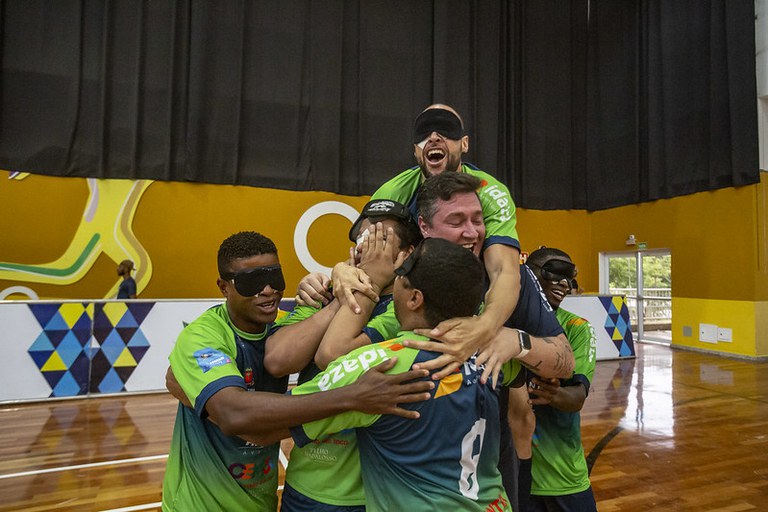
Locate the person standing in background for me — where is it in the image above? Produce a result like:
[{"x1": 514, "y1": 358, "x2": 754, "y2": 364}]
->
[{"x1": 117, "y1": 260, "x2": 137, "y2": 299}]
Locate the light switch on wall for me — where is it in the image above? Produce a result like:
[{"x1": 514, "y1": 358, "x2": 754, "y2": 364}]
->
[
  {"x1": 717, "y1": 327, "x2": 732, "y2": 342},
  {"x1": 699, "y1": 323, "x2": 718, "y2": 343}
]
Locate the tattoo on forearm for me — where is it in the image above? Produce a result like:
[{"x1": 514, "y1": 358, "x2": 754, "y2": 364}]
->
[{"x1": 552, "y1": 350, "x2": 575, "y2": 375}]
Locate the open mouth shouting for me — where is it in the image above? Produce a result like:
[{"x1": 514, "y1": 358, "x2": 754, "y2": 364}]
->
[{"x1": 422, "y1": 143, "x2": 448, "y2": 172}]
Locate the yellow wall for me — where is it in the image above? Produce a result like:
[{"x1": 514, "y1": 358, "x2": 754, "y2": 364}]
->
[
  {"x1": 511, "y1": 174, "x2": 768, "y2": 358},
  {"x1": 2, "y1": 170, "x2": 766, "y2": 357},
  {"x1": 673, "y1": 297, "x2": 760, "y2": 357},
  {"x1": 133, "y1": 180, "x2": 368, "y2": 298},
  {"x1": 516, "y1": 209, "x2": 593, "y2": 290},
  {"x1": 0, "y1": 172, "x2": 367, "y2": 300}
]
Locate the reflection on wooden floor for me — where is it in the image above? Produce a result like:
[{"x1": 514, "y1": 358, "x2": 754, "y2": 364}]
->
[{"x1": 1, "y1": 343, "x2": 766, "y2": 511}]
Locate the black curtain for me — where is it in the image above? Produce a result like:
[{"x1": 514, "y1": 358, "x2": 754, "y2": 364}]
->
[{"x1": 0, "y1": 0, "x2": 759, "y2": 210}]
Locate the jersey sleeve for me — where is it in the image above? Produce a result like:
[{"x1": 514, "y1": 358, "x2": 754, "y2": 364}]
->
[
  {"x1": 361, "y1": 301, "x2": 400, "y2": 343},
  {"x1": 370, "y1": 167, "x2": 422, "y2": 204},
  {"x1": 559, "y1": 310, "x2": 597, "y2": 393},
  {"x1": 471, "y1": 168, "x2": 520, "y2": 251},
  {"x1": 289, "y1": 340, "x2": 419, "y2": 446},
  {"x1": 271, "y1": 303, "x2": 321, "y2": 332},
  {"x1": 169, "y1": 318, "x2": 244, "y2": 417},
  {"x1": 288, "y1": 346, "x2": 388, "y2": 446}
]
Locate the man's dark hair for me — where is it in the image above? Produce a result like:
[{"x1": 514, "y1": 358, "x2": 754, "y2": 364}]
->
[
  {"x1": 417, "y1": 172, "x2": 482, "y2": 226},
  {"x1": 217, "y1": 231, "x2": 278, "y2": 277},
  {"x1": 400, "y1": 238, "x2": 484, "y2": 327},
  {"x1": 527, "y1": 247, "x2": 572, "y2": 267},
  {"x1": 361, "y1": 214, "x2": 423, "y2": 250}
]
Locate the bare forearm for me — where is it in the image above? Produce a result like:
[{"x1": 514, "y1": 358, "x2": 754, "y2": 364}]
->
[
  {"x1": 316, "y1": 293, "x2": 377, "y2": 368},
  {"x1": 264, "y1": 301, "x2": 341, "y2": 376},
  {"x1": 513, "y1": 332, "x2": 574, "y2": 379},
  {"x1": 208, "y1": 386, "x2": 357, "y2": 439}
]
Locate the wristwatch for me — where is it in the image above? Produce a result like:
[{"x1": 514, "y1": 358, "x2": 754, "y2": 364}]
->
[{"x1": 517, "y1": 330, "x2": 531, "y2": 359}]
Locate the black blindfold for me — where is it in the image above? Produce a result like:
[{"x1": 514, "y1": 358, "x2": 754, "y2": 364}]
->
[
  {"x1": 412, "y1": 108, "x2": 464, "y2": 144},
  {"x1": 221, "y1": 265, "x2": 286, "y2": 297}
]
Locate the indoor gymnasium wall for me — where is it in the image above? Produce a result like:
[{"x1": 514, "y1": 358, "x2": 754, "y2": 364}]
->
[
  {"x1": 2, "y1": 170, "x2": 767, "y2": 357},
  {"x1": 519, "y1": 173, "x2": 768, "y2": 359},
  {"x1": 0, "y1": 171, "x2": 368, "y2": 300}
]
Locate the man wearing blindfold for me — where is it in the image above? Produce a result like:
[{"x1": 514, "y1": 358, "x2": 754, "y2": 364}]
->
[
  {"x1": 254, "y1": 238, "x2": 516, "y2": 511},
  {"x1": 403, "y1": 172, "x2": 574, "y2": 508},
  {"x1": 162, "y1": 231, "x2": 433, "y2": 511},
  {"x1": 305, "y1": 172, "x2": 573, "y2": 510},
  {"x1": 334, "y1": 104, "x2": 525, "y2": 391},
  {"x1": 524, "y1": 248, "x2": 598, "y2": 512},
  {"x1": 266, "y1": 201, "x2": 422, "y2": 512}
]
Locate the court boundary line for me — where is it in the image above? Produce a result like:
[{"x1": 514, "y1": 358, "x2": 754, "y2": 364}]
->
[{"x1": 0, "y1": 454, "x2": 169, "y2": 480}]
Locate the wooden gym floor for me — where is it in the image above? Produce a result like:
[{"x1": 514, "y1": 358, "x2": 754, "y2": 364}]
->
[{"x1": 1, "y1": 343, "x2": 766, "y2": 511}]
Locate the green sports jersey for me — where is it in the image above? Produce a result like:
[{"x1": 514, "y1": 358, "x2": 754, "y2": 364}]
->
[
  {"x1": 290, "y1": 334, "x2": 517, "y2": 512},
  {"x1": 360, "y1": 299, "x2": 399, "y2": 343},
  {"x1": 280, "y1": 298, "x2": 393, "y2": 507},
  {"x1": 531, "y1": 307, "x2": 597, "y2": 496},
  {"x1": 371, "y1": 163, "x2": 520, "y2": 251},
  {"x1": 275, "y1": 302, "x2": 320, "y2": 325},
  {"x1": 162, "y1": 304, "x2": 287, "y2": 512}
]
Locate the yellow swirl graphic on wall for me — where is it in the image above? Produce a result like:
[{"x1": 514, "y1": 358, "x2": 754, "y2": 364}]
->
[{"x1": 0, "y1": 173, "x2": 153, "y2": 299}]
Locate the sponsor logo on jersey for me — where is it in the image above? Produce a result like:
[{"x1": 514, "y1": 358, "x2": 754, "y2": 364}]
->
[
  {"x1": 317, "y1": 347, "x2": 389, "y2": 391},
  {"x1": 228, "y1": 456, "x2": 274, "y2": 480},
  {"x1": 485, "y1": 492, "x2": 510, "y2": 511},
  {"x1": 244, "y1": 367, "x2": 254, "y2": 389},
  {"x1": 305, "y1": 446, "x2": 339, "y2": 463},
  {"x1": 193, "y1": 348, "x2": 232, "y2": 373},
  {"x1": 479, "y1": 183, "x2": 513, "y2": 223}
]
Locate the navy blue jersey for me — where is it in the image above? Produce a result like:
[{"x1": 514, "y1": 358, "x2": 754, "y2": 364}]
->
[
  {"x1": 504, "y1": 265, "x2": 564, "y2": 338},
  {"x1": 291, "y1": 336, "x2": 512, "y2": 512}
]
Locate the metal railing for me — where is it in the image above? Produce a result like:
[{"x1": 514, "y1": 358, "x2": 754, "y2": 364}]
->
[{"x1": 610, "y1": 288, "x2": 671, "y2": 329}]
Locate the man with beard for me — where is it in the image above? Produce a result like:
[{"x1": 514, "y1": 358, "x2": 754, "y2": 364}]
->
[
  {"x1": 330, "y1": 105, "x2": 522, "y2": 380},
  {"x1": 116, "y1": 259, "x2": 137, "y2": 298}
]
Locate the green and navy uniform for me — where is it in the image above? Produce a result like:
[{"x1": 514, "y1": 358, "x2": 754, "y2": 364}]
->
[
  {"x1": 276, "y1": 298, "x2": 393, "y2": 511},
  {"x1": 372, "y1": 163, "x2": 520, "y2": 252},
  {"x1": 358, "y1": 266, "x2": 565, "y2": 501},
  {"x1": 161, "y1": 304, "x2": 289, "y2": 511},
  {"x1": 290, "y1": 334, "x2": 519, "y2": 512},
  {"x1": 530, "y1": 307, "x2": 597, "y2": 510},
  {"x1": 496, "y1": 264, "x2": 566, "y2": 508}
]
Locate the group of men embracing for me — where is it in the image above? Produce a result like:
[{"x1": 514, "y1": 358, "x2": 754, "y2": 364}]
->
[{"x1": 161, "y1": 104, "x2": 598, "y2": 512}]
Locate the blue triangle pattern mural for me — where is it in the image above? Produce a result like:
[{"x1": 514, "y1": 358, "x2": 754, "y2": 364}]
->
[
  {"x1": 90, "y1": 303, "x2": 154, "y2": 393},
  {"x1": 29, "y1": 303, "x2": 59, "y2": 329},
  {"x1": 72, "y1": 312, "x2": 93, "y2": 346},
  {"x1": 599, "y1": 296, "x2": 636, "y2": 357},
  {"x1": 116, "y1": 310, "x2": 139, "y2": 328},
  {"x1": 44, "y1": 312, "x2": 69, "y2": 331},
  {"x1": 127, "y1": 302, "x2": 154, "y2": 324},
  {"x1": 27, "y1": 302, "x2": 154, "y2": 397},
  {"x1": 27, "y1": 303, "x2": 92, "y2": 397}
]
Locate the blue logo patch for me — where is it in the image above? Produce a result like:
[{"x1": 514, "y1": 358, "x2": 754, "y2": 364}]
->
[{"x1": 194, "y1": 348, "x2": 232, "y2": 373}]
